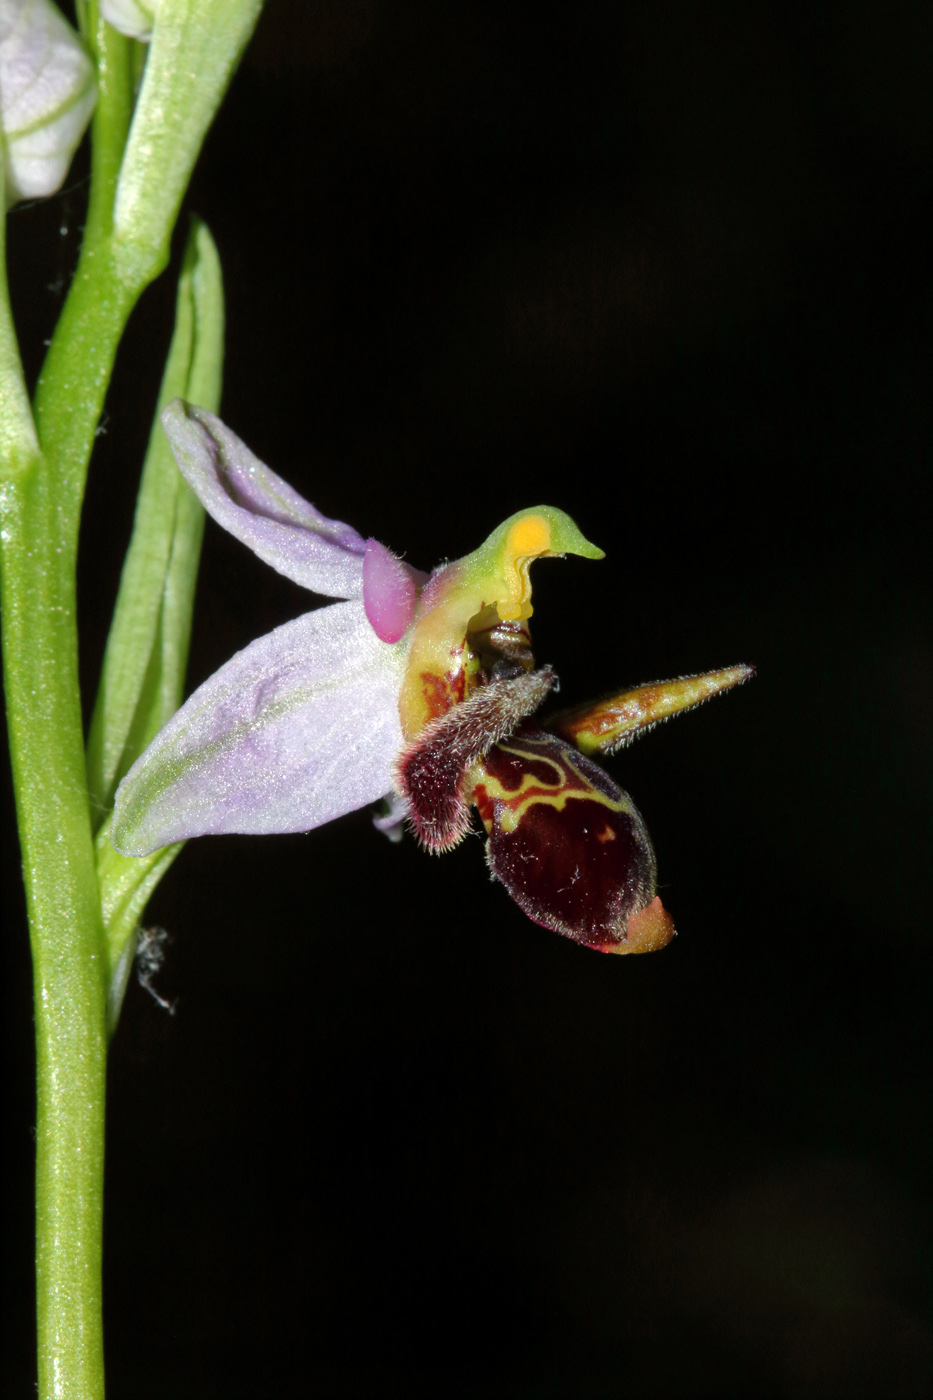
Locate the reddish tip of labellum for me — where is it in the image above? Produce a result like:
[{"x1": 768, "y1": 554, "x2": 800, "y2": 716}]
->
[
  {"x1": 601, "y1": 895, "x2": 676, "y2": 956},
  {"x1": 363, "y1": 538, "x2": 418, "y2": 643}
]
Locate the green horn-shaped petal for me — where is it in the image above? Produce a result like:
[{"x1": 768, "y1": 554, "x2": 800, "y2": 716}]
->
[{"x1": 453, "y1": 506, "x2": 604, "y2": 623}]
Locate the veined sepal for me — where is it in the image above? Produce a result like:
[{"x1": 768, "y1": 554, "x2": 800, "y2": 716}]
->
[{"x1": 111, "y1": 599, "x2": 408, "y2": 856}]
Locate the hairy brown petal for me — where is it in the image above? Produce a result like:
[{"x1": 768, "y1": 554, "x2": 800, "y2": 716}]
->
[{"x1": 395, "y1": 667, "x2": 556, "y2": 852}]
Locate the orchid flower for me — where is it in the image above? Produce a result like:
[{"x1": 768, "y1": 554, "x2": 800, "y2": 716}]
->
[
  {"x1": 112, "y1": 401, "x2": 752, "y2": 954},
  {"x1": 0, "y1": 0, "x2": 96, "y2": 206},
  {"x1": 99, "y1": 0, "x2": 158, "y2": 42}
]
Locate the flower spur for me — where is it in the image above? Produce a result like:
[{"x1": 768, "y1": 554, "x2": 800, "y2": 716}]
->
[{"x1": 112, "y1": 401, "x2": 753, "y2": 954}]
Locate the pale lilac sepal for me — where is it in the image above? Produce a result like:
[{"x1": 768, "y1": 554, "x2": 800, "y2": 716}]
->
[
  {"x1": 363, "y1": 538, "x2": 420, "y2": 643},
  {"x1": 111, "y1": 600, "x2": 405, "y2": 855},
  {"x1": 161, "y1": 400, "x2": 367, "y2": 600}
]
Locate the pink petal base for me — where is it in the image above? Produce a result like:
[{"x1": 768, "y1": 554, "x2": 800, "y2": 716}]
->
[{"x1": 363, "y1": 538, "x2": 419, "y2": 643}]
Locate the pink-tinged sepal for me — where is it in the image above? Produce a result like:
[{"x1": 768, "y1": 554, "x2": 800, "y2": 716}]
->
[
  {"x1": 396, "y1": 667, "x2": 556, "y2": 852},
  {"x1": 161, "y1": 401, "x2": 369, "y2": 600},
  {"x1": 473, "y1": 723, "x2": 674, "y2": 954},
  {"x1": 546, "y1": 664, "x2": 755, "y2": 755},
  {"x1": 111, "y1": 600, "x2": 407, "y2": 856}
]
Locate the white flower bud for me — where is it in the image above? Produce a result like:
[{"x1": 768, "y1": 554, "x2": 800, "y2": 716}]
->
[
  {"x1": 100, "y1": 0, "x2": 157, "y2": 43},
  {"x1": 0, "y1": 0, "x2": 96, "y2": 205}
]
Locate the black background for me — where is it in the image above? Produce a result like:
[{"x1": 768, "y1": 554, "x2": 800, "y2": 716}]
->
[{"x1": 3, "y1": 2, "x2": 931, "y2": 1396}]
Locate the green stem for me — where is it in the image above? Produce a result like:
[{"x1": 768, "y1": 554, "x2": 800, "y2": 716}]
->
[
  {"x1": 1, "y1": 20, "x2": 140, "y2": 1400},
  {"x1": 3, "y1": 175, "x2": 107, "y2": 1400},
  {"x1": 0, "y1": 471, "x2": 109, "y2": 1400},
  {"x1": 83, "y1": 8, "x2": 136, "y2": 251},
  {"x1": 0, "y1": 22, "x2": 137, "y2": 1400},
  {"x1": 2, "y1": 7, "x2": 261, "y2": 1394},
  {"x1": 32, "y1": 17, "x2": 146, "y2": 527},
  {"x1": 3, "y1": 127, "x2": 106, "y2": 1400}
]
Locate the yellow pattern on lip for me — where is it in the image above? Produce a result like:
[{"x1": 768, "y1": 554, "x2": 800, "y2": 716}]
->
[{"x1": 472, "y1": 736, "x2": 633, "y2": 835}]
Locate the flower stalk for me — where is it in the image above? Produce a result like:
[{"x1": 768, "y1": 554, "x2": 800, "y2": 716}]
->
[
  {"x1": 1, "y1": 85, "x2": 109, "y2": 1397},
  {"x1": 1, "y1": 3, "x2": 260, "y2": 1394}
]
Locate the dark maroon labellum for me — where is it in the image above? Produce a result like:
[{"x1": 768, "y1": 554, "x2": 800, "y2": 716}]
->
[{"x1": 472, "y1": 722, "x2": 659, "y2": 950}]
